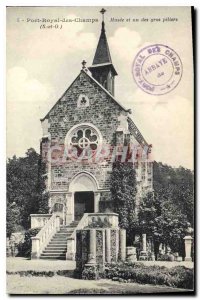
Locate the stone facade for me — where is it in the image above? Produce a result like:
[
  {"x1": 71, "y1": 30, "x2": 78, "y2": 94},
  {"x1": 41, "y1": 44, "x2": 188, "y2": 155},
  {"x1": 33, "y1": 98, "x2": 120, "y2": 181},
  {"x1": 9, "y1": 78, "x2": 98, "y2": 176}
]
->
[{"x1": 39, "y1": 18, "x2": 153, "y2": 225}]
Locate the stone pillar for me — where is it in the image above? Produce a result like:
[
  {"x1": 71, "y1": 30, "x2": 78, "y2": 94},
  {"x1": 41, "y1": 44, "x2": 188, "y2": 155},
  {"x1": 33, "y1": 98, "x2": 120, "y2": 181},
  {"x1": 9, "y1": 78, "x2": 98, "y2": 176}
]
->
[
  {"x1": 183, "y1": 235, "x2": 193, "y2": 261},
  {"x1": 105, "y1": 229, "x2": 111, "y2": 263},
  {"x1": 31, "y1": 237, "x2": 40, "y2": 259},
  {"x1": 65, "y1": 192, "x2": 73, "y2": 224},
  {"x1": 126, "y1": 247, "x2": 137, "y2": 262},
  {"x1": 94, "y1": 192, "x2": 100, "y2": 213},
  {"x1": 66, "y1": 238, "x2": 75, "y2": 261},
  {"x1": 88, "y1": 229, "x2": 96, "y2": 264},
  {"x1": 48, "y1": 196, "x2": 52, "y2": 211},
  {"x1": 142, "y1": 234, "x2": 147, "y2": 253},
  {"x1": 56, "y1": 215, "x2": 60, "y2": 230},
  {"x1": 119, "y1": 229, "x2": 126, "y2": 261}
]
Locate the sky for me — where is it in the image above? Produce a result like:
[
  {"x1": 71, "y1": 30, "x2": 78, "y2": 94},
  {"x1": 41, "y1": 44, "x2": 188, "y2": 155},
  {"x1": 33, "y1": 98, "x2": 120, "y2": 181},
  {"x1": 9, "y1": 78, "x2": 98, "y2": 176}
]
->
[{"x1": 6, "y1": 6, "x2": 194, "y2": 169}]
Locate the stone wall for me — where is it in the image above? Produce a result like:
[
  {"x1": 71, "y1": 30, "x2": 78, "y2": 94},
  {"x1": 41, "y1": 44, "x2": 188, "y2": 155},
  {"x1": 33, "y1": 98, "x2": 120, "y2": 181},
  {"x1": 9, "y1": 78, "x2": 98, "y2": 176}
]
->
[{"x1": 41, "y1": 70, "x2": 129, "y2": 194}]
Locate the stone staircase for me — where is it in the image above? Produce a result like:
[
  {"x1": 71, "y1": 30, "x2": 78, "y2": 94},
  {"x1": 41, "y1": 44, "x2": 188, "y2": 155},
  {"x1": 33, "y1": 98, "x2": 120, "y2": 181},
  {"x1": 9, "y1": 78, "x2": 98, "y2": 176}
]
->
[{"x1": 40, "y1": 220, "x2": 79, "y2": 260}]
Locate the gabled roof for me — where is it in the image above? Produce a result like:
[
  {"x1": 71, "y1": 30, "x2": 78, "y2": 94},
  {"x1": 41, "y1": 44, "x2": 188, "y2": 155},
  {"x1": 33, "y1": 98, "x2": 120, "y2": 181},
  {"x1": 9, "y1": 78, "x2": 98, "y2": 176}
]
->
[
  {"x1": 40, "y1": 69, "x2": 129, "y2": 122},
  {"x1": 40, "y1": 69, "x2": 150, "y2": 148}
]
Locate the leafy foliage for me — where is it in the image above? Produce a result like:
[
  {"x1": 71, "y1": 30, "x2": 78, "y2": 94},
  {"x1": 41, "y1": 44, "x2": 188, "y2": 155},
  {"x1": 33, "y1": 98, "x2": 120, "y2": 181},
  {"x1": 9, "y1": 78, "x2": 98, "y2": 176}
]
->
[
  {"x1": 82, "y1": 266, "x2": 99, "y2": 280},
  {"x1": 6, "y1": 202, "x2": 22, "y2": 237},
  {"x1": 110, "y1": 160, "x2": 193, "y2": 253},
  {"x1": 153, "y1": 162, "x2": 194, "y2": 226},
  {"x1": 104, "y1": 262, "x2": 194, "y2": 289},
  {"x1": 6, "y1": 148, "x2": 48, "y2": 236},
  {"x1": 110, "y1": 162, "x2": 137, "y2": 244},
  {"x1": 17, "y1": 227, "x2": 41, "y2": 258},
  {"x1": 137, "y1": 162, "x2": 194, "y2": 254},
  {"x1": 111, "y1": 162, "x2": 137, "y2": 228}
]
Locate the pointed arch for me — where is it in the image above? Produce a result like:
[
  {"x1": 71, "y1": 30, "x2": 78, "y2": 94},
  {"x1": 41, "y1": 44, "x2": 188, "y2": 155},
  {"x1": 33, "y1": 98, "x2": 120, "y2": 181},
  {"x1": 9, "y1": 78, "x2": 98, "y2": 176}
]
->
[{"x1": 69, "y1": 171, "x2": 99, "y2": 192}]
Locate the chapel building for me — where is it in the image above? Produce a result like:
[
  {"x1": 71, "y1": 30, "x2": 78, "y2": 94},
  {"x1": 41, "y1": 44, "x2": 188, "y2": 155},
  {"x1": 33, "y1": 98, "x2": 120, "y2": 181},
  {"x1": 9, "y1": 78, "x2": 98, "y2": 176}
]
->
[{"x1": 40, "y1": 11, "x2": 153, "y2": 225}]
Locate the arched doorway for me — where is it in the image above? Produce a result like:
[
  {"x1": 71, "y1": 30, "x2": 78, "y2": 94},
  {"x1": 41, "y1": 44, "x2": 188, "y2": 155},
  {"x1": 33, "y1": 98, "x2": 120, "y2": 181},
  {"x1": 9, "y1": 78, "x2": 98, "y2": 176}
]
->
[{"x1": 68, "y1": 172, "x2": 99, "y2": 221}]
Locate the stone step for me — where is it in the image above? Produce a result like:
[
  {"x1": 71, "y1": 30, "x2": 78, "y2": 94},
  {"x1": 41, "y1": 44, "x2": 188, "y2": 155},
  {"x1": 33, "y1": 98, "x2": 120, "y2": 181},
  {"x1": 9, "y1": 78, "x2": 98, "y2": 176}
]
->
[
  {"x1": 60, "y1": 229, "x2": 74, "y2": 232},
  {"x1": 45, "y1": 246, "x2": 67, "y2": 250},
  {"x1": 60, "y1": 223, "x2": 78, "y2": 228},
  {"x1": 40, "y1": 253, "x2": 66, "y2": 258},
  {"x1": 45, "y1": 247, "x2": 67, "y2": 251},
  {"x1": 58, "y1": 232, "x2": 72, "y2": 235},
  {"x1": 54, "y1": 233, "x2": 70, "y2": 236},
  {"x1": 39, "y1": 221, "x2": 79, "y2": 260},
  {"x1": 49, "y1": 241, "x2": 67, "y2": 245},
  {"x1": 56, "y1": 232, "x2": 73, "y2": 235},
  {"x1": 53, "y1": 235, "x2": 71, "y2": 239},
  {"x1": 51, "y1": 235, "x2": 70, "y2": 241},
  {"x1": 42, "y1": 250, "x2": 66, "y2": 254},
  {"x1": 40, "y1": 255, "x2": 66, "y2": 260},
  {"x1": 49, "y1": 239, "x2": 68, "y2": 243},
  {"x1": 51, "y1": 236, "x2": 69, "y2": 242}
]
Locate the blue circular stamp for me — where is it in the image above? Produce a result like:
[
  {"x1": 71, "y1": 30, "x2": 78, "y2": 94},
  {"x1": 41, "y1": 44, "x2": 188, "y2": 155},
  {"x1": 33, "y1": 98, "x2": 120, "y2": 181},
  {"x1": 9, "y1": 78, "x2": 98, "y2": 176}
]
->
[{"x1": 132, "y1": 44, "x2": 183, "y2": 95}]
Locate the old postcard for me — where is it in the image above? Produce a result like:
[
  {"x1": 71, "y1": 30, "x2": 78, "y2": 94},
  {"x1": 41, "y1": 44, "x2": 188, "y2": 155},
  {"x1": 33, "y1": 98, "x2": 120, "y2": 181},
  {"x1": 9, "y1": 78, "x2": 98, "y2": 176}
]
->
[{"x1": 6, "y1": 6, "x2": 194, "y2": 295}]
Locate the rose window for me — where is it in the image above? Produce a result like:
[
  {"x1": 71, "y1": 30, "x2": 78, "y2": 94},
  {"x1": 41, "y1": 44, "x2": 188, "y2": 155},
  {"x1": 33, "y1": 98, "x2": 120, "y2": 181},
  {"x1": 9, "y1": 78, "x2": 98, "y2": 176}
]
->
[{"x1": 66, "y1": 124, "x2": 101, "y2": 158}]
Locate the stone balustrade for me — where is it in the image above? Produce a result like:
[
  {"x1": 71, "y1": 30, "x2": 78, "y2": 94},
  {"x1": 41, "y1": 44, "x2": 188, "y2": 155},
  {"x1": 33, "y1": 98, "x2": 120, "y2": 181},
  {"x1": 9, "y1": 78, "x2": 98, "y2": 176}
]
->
[
  {"x1": 31, "y1": 214, "x2": 60, "y2": 259},
  {"x1": 30, "y1": 214, "x2": 52, "y2": 229},
  {"x1": 66, "y1": 213, "x2": 119, "y2": 261},
  {"x1": 87, "y1": 213, "x2": 119, "y2": 228}
]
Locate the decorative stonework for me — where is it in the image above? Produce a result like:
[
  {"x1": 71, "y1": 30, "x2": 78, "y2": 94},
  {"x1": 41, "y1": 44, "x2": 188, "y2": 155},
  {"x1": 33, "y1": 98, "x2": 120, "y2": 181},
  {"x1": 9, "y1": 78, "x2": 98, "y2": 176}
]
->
[
  {"x1": 96, "y1": 230, "x2": 104, "y2": 265},
  {"x1": 65, "y1": 123, "x2": 102, "y2": 160},
  {"x1": 77, "y1": 94, "x2": 90, "y2": 108},
  {"x1": 75, "y1": 214, "x2": 125, "y2": 278},
  {"x1": 111, "y1": 229, "x2": 118, "y2": 262}
]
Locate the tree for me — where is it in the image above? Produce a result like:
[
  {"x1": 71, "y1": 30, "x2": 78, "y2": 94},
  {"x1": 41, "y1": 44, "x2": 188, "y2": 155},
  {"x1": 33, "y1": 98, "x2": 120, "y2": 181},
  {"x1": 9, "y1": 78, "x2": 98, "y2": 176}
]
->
[
  {"x1": 153, "y1": 162, "x2": 194, "y2": 226},
  {"x1": 6, "y1": 148, "x2": 48, "y2": 236},
  {"x1": 137, "y1": 162, "x2": 194, "y2": 255},
  {"x1": 6, "y1": 202, "x2": 22, "y2": 238},
  {"x1": 138, "y1": 189, "x2": 190, "y2": 256},
  {"x1": 110, "y1": 161, "x2": 137, "y2": 244}
]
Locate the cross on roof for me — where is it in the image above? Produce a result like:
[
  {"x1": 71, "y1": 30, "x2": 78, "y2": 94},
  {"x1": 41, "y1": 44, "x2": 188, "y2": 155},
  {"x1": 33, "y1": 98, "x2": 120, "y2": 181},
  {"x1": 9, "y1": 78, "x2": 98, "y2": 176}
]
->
[
  {"x1": 100, "y1": 8, "x2": 106, "y2": 21},
  {"x1": 81, "y1": 60, "x2": 87, "y2": 69}
]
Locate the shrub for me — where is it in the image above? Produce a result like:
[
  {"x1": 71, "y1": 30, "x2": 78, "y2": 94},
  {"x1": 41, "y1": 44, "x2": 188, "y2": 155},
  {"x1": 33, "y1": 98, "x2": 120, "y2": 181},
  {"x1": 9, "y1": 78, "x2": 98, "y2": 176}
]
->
[
  {"x1": 17, "y1": 227, "x2": 41, "y2": 258},
  {"x1": 82, "y1": 266, "x2": 99, "y2": 280},
  {"x1": 104, "y1": 262, "x2": 193, "y2": 290}
]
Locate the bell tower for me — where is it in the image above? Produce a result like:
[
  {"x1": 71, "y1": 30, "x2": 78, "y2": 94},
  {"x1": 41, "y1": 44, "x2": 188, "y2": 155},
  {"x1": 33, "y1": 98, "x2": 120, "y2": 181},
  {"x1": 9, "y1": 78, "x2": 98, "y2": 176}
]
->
[{"x1": 88, "y1": 8, "x2": 117, "y2": 96}]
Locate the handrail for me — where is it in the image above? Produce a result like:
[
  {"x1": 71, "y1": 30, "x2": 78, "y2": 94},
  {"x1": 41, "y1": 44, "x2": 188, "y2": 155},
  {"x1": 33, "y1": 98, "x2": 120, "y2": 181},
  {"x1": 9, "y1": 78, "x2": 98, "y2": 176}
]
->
[
  {"x1": 32, "y1": 213, "x2": 60, "y2": 258},
  {"x1": 71, "y1": 213, "x2": 89, "y2": 239}
]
